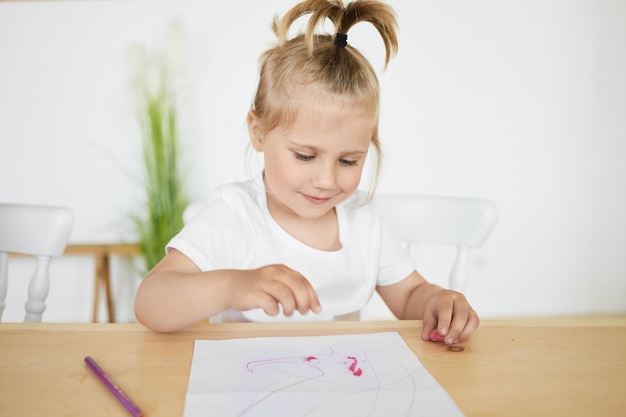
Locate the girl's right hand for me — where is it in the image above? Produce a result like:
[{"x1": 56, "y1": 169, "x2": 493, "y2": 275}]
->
[{"x1": 226, "y1": 264, "x2": 322, "y2": 317}]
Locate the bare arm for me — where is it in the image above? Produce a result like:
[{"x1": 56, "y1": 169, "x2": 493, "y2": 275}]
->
[
  {"x1": 134, "y1": 249, "x2": 321, "y2": 332},
  {"x1": 376, "y1": 270, "x2": 479, "y2": 344}
]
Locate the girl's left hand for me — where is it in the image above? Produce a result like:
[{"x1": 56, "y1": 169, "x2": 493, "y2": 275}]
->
[{"x1": 420, "y1": 289, "x2": 479, "y2": 345}]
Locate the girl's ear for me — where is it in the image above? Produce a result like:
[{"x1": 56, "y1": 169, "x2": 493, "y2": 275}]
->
[{"x1": 247, "y1": 110, "x2": 264, "y2": 151}]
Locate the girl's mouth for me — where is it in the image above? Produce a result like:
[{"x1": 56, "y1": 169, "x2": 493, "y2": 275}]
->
[{"x1": 302, "y1": 194, "x2": 332, "y2": 205}]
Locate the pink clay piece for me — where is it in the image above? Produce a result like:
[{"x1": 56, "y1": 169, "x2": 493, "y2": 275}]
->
[{"x1": 428, "y1": 328, "x2": 445, "y2": 343}]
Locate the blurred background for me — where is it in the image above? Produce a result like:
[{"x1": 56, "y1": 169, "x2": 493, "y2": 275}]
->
[{"x1": 1, "y1": 0, "x2": 624, "y2": 322}]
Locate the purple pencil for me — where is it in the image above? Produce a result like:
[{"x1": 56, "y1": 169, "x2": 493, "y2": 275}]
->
[{"x1": 84, "y1": 356, "x2": 144, "y2": 417}]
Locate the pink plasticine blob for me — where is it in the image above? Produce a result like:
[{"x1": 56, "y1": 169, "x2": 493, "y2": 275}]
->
[
  {"x1": 428, "y1": 328, "x2": 445, "y2": 343},
  {"x1": 346, "y1": 356, "x2": 363, "y2": 377}
]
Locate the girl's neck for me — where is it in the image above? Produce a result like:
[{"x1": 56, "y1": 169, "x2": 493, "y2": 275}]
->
[{"x1": 265, "y1": 193, "x2": 341, "y2": 251}]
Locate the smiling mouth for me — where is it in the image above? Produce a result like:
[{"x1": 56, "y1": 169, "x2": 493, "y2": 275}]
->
[{"x1": 302, "y1": 194, "x2": 332, "y2": 205}]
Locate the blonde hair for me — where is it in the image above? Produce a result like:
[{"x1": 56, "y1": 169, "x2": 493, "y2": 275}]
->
[{"x1": 250, "y1": 0, "x2": 398, "y2": 195}]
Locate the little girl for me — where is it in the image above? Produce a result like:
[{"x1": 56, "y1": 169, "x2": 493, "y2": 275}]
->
[{"x1": 135, "y1": 0, "x2": 479, "y2": 344}]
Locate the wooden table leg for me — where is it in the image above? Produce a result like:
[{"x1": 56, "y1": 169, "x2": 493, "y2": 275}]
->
[
  {"x1": 101, "y1": 254, "x2": 115, "y2": 323},
  {"x1": 91, "y1": 273, "x2": 99, "y2": 323},
  {"x1": 64, "y1": 244, "x2": 139, "y2": 323},
  {"x1": 92, "y1": 253, "x2": 115, "y2": 323}
]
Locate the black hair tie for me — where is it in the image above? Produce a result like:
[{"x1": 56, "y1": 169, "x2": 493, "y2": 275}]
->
[{"x1": 334, "y1": 32, "x2": 348, "y2": 48}]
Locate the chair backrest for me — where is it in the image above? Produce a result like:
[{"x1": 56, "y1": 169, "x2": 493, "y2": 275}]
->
[
  {"x1": 375, "y1": 194, "x2": 498, "y2": 291},
  {"x1": 0, "y1": 203, "x2": 74, "y2": 322}
]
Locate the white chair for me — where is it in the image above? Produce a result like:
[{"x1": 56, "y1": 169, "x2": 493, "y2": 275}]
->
[
  {"x1": 375, "y1": 194, "x2": 498, "y2": 291},
  {"x1": 0, "y1": 203, "x2": 74, "y2": 322}
]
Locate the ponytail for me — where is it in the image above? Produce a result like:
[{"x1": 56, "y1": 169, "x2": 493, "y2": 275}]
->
[{"x1": 251, "y1": 0, "x2": 399, "y2": 196}]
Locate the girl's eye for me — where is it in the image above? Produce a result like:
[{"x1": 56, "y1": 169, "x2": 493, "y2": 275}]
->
[
  {"x1": 339, "y1": 159, "x2": 358, "y2": 166},
  {"x1": 295, "y1": 152, "x2": 315, "y2": 162}
]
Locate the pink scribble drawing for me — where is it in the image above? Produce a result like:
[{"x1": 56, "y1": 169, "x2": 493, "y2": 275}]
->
[{"x1": 237, "y1": 346, "x2": 418, "y2": 417}]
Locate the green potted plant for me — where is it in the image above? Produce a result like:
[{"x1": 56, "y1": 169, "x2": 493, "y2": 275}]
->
[{"x1": 132, "y1": 25, "x2": 188, "y2": 273}]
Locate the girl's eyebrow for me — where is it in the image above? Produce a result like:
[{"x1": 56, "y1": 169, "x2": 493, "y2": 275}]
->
[
  {"x1": 287, "y1": 140, "x2": 369, "y2": 155},
  {"x1": 287, "y1": 140, "x2": 316, "y2": 150}
]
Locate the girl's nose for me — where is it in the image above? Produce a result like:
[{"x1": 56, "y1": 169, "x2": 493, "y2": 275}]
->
[{"x1": 311, "y1": 162, "x2": 337, "y2": 190}]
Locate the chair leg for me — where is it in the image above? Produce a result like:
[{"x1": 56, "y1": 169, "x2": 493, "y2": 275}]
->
[
  {"x1": 0, "y1": 252, "x2": 8, "y2": 321},
  {"x1": 449, "y1": 246, "x2": 470, "y2": 291},
  {"x1": 24, "y1": 256, "x2": 51, "y2": 322}
]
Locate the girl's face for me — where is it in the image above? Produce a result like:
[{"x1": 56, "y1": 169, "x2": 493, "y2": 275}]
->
[{"x1": 248, "y1": 87, "x2": 376, "y2": 222}]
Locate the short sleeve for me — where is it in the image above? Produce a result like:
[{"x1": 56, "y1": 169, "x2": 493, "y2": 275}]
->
[
  {"x1": 167, "y1": 198, "x2": 253, "y2": 271},
  {"x1": 374, "y1": 211, "x2": 417, "y2": 287}
]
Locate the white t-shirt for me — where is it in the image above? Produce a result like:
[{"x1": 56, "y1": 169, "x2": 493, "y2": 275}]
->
[{"x1": 167, "y1": 175, "x2": 415, "y2": 323}]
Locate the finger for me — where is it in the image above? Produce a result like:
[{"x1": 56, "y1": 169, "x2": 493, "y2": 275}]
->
[
  {"x1": 255, "y1": 292, "x2": 281, "y2": 316},
  {"x1": 451, "y1": 308, "x2": 480, "y2": 344},
  {"x1": 445, "y1": 301, "x2": 470, "y2": 344},
  {"x1": 435, "y1": 296, "x2": 454, "y2": 338},
  {"x1": 274, "y1": 267, "x2": 321, "y2": 315},
  {"x1": 421, "y1": 299, "x2": 439, "y2": 341},
  {"x1": 295, "y1": 279, "x2": 321, "y2": 315},
  {"x1": 263, "y1": 280, "x2": 298, "y2": 317}
]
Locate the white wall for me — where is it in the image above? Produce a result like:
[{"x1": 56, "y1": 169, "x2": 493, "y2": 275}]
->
[{"x1": 1, "y1": 0, "x2": 625, "y2": 322}]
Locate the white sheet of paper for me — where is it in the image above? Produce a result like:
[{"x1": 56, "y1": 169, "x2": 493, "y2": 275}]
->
[{"x1": 184, "y1": 331, "x2": 463, "y2": 417}]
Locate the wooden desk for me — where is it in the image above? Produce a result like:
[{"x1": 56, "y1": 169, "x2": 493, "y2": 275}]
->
[
  {"x1": 1, "y1": 316, "x2": 624, "y2": 417},
  {"x1": 63, "y1": 243, "x2": 141, "y2": 323}
]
